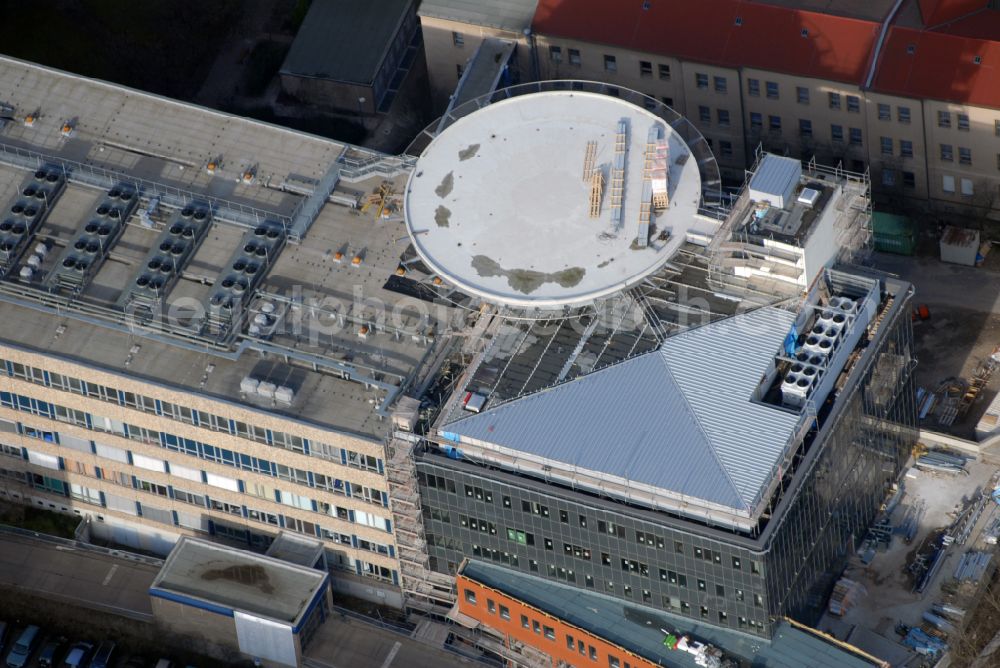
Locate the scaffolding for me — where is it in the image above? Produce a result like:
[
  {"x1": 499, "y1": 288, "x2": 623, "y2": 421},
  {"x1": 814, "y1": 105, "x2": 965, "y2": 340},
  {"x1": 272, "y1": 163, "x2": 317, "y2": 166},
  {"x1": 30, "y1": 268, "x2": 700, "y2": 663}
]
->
[
  {"x1": 706, "y1": 146, "x2": 872, "y2": 296},
  {"x1": 387, "y1": 433, "x2": 455, "y2": 613},
  {"x1": 588, "y1": 170, "x2": 603, "y2": 218}
]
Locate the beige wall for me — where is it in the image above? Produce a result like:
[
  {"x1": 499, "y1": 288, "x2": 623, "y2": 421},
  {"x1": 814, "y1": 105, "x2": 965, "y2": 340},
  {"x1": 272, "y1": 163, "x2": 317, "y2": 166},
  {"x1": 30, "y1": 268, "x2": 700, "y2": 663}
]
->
[
  {"x1": 0, "y1": 346, "x2": 400, "y2": 581},
  {"x1": 420, "y1": 15, "x2": 527, "y2": 112},
  {"x1": 922, "y1": 99, "x2": 1000, "y2": 212}
]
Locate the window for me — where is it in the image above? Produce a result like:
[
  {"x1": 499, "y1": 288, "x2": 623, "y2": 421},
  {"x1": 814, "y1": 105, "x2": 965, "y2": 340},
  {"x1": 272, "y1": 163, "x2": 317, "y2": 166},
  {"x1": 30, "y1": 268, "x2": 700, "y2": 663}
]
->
[
  {"x1": 696, "y1": 73, "x2": 709, "y2": 89},
  {"x1": 487, "y1": 599, "x2": 496, "y2": 614},
  {"x1": 532, "y1": 620, "x2": 541, "y2": 634},
  {"x1": 714, "y1": 76, "x2": 727, "y2": 93},
  {"x1": 961, "y1": 178, "x2": 974, "y2": 196},
  {"x1": 568, "y1": 49, "x2": 581, "y2": 66},
  {"x1": 959, "y1": 147, "x2": 972, "y2": 165},
  {"x1": 543, "y1": 626, "x2": 555, "y2": 640},
  {"x1": 938, "y1": 110, "x2": 951, "y2": 128},
  {"x1": 903, "y1": 171, "x2": 916, "y2": 188},
  {"x1": 697, "y1": 579, "x2": 707, "y2": 591},
  {"x1": 882, "y1": 168, "x2": 896, "y2": 187},
  {"x1": 750, "y1": 112, "x2": 762, "y2": 131},
  {"x1": 720, "y1": 140, "x2": 733, "y2": 158},
  {"x1": 604, "y1": 55, "x2": 617, "y2": 72},
  {"x1": 996, "y1": 119, "x2": 1000, "y2": 136},
  {"x1": 940, "y1": 143, "x2": 954, "y2": 161},
  {"x1": 898, "y1": 106, "x2": 911, "y2": 123},
  {"x1": 658, "y1": 63, "x2": 671, "y2": 80},
  {"x1": 900, "y1": 139, "x2": 913, "y2": 158},
  {"x1": 464, "y1": 589, "x2": 476, "y2": 604},
  {"x1": 799, "y1": 118, "x2": 812, "y2": 137},
  {"x1": 590, "y1": 646, "x2": 598, "y2": 661},
  {"x1": 765, "y1": 81, "x2": 779, "y2": 99},
  {"x1": 849, "y1": 127, "x2": 863, "y2": 145},
  {"x1": 846, "y1": 95, "x2": 860, "y2": 112},
  {"x1": 698, "y1": 106, "x2": 710, "y2": 123},
  {"x1": 754, "y1": 593, "x2": 764, "y2": 607},
  {"x1": 828, "y1": 92, "x2": 841, "y2": 109},
  {"x1": 717, "y1": 109, "x2": 730, "y2": 126},
  {"x1": 452, "y1": 32, "x2": 464, "y2": 46},
  {"x1": 661, "y1": 96, "x2": 674, "y2": 107},
  {"x1": 639, "y1": 60, "x2": 652, "y2": 77},
  {"x1": 769, "y1": 115, "x2": 781, "y2": 132},
  {"x1": 499, "y1": 605, "x2": 510, "y2": 620},
  {"x1": 880, "y1": 136, "x2": 893, "y2": 155},
  {"x1": 796, "y1": 86, "x2": 809, "y2": 104},
  {"x1": 700, "y1": 605, "x2": 710, "y2": 619},
  {"x1": 520, "y1": 614, "x2": 529, "y2": 629},
  {"x1": 942, "y1": 174, "x2": 955, "y2": 193},
  {"x1": 878, "y1": 103, "x2": 890, "y2": 120},
  {"x1": 747, "y1": 78, "x2": 760, "y2": 96},
  {"x1": 549, "y1": 46, "x2": 562, "y2": 63},
  {"x1": 958, "y1": 113, "x2": 970, "y2": 131}
]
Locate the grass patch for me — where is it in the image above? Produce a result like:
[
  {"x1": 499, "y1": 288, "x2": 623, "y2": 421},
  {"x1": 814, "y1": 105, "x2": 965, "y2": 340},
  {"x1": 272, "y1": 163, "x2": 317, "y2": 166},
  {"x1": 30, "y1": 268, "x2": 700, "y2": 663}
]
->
[
  {"x1": 242, "y1": 40, "x2": 291, "y2": 96},
  {"x1": 0, "y1": 503, "x2": 80, "y2": 539}
]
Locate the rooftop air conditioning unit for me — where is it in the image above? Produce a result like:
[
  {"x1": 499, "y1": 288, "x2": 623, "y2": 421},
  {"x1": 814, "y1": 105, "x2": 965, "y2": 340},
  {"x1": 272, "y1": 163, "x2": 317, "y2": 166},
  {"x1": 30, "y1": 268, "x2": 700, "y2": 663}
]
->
[
  {"x1": 797, "y1": 187, "x2": 821, "y2": 208},
  {"x1": 274, "y1": 386, "x2": 295, "y2": 403},
  {"x1": 240, "y1": 377, "x2": 259, "y2": 394},
  {"x1": 830, "y1": 296, "x2": 858, "y2": 317},
  {"x1": 257, "y1": 381, "x2": 277, "y2": 399},
  {"x1": 781, "y1": 364, "x2": 817, "y2": 407}
]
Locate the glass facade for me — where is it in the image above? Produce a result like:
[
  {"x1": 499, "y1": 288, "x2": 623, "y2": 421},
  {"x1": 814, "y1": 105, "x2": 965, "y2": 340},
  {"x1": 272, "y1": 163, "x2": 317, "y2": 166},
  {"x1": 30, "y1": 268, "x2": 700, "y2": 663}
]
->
[{"x1": 417, "y1": 287, "x2": 916, "y2": 638}]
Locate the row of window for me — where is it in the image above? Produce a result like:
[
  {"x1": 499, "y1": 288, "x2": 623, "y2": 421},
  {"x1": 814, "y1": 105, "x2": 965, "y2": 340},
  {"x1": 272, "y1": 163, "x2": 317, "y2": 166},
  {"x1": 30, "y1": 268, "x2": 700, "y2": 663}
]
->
[
  {"x1": 0, "y1": 389, "x2": 385, "y2": 503},
  {"x1": 2, "y1": 359, "x2": 377, "y2": 469},
  {"x1": 421, "y1": 474, "x2": 757, "y2": 569},
  {"x1": 9, "y1": 440, "x2": 394, "y2": 536},
  {"x1": 748, "y1": 114, "x2": 865, "y2": 146},
  {"x1": 464, "y1": 588, "x2": 634, "y2": 667}
]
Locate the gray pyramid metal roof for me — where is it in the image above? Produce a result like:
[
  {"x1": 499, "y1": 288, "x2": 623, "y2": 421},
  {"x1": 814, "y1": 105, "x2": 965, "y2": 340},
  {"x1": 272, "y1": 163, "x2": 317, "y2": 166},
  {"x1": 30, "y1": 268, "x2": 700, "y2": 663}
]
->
[{"x1": 443, "y1": 307, "x2": 802, "y2": 514}]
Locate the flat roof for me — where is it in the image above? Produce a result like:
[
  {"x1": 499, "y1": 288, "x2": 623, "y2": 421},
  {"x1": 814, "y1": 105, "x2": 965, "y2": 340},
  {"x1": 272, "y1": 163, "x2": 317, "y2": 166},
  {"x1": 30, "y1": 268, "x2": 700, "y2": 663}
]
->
[
  {"x1": 460, "y1": 560, "x2": 885, "y2": 668},
  {"x1": 442, "y1": 307, "x2": 802, "y2": 518},
  {"x1": 0, "y1": 55, "x2": 461, "y2": 439},
  {"x1": 418, "y1": 0, "x2": 538, "y2": 32},
  {"x1": 152, "y1": 536, "x2": 327, "y2": 625},
  {"x1": 281, "y1": 0, "x2": 413, "y2": 84},
  {"x1": 404, "y1": 91, "x2": 703, "y2": 309},
  {"x1": 266, "y1": 531, "x2": 325, "y2": 568}
]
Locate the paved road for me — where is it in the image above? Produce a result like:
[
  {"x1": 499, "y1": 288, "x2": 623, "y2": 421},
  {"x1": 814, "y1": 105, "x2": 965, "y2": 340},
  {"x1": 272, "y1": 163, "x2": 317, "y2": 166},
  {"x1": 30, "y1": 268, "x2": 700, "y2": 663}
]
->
[
  {"x1": 305, "y1": 615, "x2": 475, "y2": 668},
  {"x1": 0, "y1": 532, "x2": 159, "y2": 620},
  {"x1": 872, "y1": 252, "x2": 1000, "y2": 314}
]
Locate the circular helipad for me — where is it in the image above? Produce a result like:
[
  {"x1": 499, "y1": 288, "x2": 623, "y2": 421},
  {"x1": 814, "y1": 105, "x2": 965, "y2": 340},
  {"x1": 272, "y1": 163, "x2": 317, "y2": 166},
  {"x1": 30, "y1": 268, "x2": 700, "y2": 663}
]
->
[{"x1": 404, "y1": 90, "x2": 703, "y2": 309}]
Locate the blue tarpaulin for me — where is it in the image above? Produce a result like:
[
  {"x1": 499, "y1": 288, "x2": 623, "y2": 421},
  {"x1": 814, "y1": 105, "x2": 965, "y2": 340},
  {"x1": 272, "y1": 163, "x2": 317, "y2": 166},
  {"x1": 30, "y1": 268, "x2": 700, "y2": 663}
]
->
[{"x1": 783, "y1": 323, "x2": 798, "y2": 356}]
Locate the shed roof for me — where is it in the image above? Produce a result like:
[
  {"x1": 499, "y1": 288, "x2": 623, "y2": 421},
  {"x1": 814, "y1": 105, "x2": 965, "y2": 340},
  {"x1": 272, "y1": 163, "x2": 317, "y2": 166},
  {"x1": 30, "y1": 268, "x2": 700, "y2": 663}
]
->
[
  {"x1": 444, "y1": 307, "x2": 801, "y2": 515},
  {"x1": 281, "y1": 0, "x2": 413, "y2": 84}
]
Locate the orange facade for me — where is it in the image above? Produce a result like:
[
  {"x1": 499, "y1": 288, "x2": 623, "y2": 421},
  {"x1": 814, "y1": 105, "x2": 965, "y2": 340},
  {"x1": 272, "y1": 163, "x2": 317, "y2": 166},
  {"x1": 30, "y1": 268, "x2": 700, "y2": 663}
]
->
[{"x1": 456, "y1": 574, "x2": 659, "y2": 668}]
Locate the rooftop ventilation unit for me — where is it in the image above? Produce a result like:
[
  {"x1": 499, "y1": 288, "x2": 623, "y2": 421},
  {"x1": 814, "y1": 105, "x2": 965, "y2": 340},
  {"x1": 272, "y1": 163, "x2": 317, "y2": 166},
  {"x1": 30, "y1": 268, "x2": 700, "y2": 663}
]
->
[
  {"x1": 46, "y1": 183, "x2": 137, "y2": 293},
  {"x1": 829, "y1": 296, "x2": 858, "y2": 317},
  {"x1": 781, "y1": 363, "x2": 820, "y2": 408},
  {"x1": 117, "y1": 202, "x2": 213, "y2": 316},
  {"x1": 0, "y1": 166, "x2": 66, "y2": 276},
  {"x1": 204, "y1": 220, "x2": 287, "y2": 337},
  {"x1": 796, "y1": 187, "x2": 821, "y2": 208},
  {"x1": 240, "y1": 376, "x2": 260, "y2": 394}
]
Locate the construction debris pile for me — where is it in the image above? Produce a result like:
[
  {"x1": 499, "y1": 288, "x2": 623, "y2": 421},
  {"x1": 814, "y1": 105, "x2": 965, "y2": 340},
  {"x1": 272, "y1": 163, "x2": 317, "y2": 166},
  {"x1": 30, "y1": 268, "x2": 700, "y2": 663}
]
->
[
  {"x1": 662, "y1": 631, "x2": 731, "y2": 668},
  {"x1": 901, "y1": 626, "x2": 949, "y2": 657},
  {"x1": 920, "y1": 355, "x2": 997, "y2": 428},
  {"x1": 827, "y1": 578, "x2": 867, "y2": 617}
]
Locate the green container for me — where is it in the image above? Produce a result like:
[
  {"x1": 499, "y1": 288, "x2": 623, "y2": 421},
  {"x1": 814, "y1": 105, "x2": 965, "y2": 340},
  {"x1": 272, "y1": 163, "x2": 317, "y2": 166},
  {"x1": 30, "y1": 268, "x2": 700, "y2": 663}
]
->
[{"x1": 872, "y1": 212, "x2": 916, "y2": 256}]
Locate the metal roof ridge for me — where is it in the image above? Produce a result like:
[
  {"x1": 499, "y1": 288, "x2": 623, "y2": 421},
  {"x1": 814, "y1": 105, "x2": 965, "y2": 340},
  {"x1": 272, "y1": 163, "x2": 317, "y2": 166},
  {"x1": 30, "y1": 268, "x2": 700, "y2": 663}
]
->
[{"x1": 652, "y1": 344, "x2": 750, "y2": 513}]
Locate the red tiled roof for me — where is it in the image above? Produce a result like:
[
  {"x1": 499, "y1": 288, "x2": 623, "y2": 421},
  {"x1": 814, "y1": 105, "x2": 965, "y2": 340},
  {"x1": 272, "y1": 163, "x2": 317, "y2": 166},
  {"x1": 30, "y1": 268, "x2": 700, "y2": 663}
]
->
[
  {"x1": 872, "y1": 23, "x2": 1000, "y2": 108},
  {"x1": 532, "y1": 0, "x2": 880, "y2": 86},
  {"x1": 917, "y1": 0, "x2": 985, "y2": 26}
]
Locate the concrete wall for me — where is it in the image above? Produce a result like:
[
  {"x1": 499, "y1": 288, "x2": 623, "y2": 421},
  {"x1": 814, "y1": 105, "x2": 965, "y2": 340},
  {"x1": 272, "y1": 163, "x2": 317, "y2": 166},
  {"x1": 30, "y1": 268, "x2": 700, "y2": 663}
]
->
[{"x1": 280, "y1": 76, "x2": 378, "y2": 114}]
